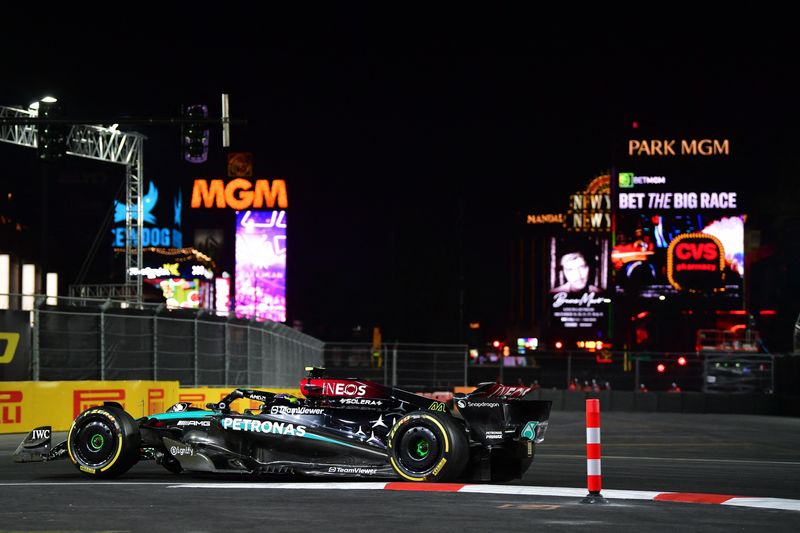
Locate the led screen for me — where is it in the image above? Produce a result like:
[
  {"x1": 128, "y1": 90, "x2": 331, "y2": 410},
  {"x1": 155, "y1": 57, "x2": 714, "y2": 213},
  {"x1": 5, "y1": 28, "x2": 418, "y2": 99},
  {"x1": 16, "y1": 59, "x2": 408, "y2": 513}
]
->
[
  {"x1": 235, "y1": 210, "x2": 287, "y2": 322},
  {"x1": 613, "y1": 213, "x2": 744, "y2": 299},
  {"x1": 548, "y1": 235, "x2": 610, "y2": 334}
]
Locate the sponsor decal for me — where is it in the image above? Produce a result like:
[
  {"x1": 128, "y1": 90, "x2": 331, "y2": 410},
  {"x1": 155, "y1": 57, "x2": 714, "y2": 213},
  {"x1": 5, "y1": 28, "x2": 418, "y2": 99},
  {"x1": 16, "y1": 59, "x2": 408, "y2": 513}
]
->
[
  {"x1": 428, "y1": 401, "x2": 446, "y2": 413},
  {"x1": 338, "y1": 398, "x2": 382, "y2": 406},
  {"x1": 327, "y1": 466, "x2": 378, "y2": 475},
  {"x1": 169, "y1": 445, "x2": 194, "y2": 457},
  {"x1": 270, "y1": 406, "x2": 325, "y2": 415},
  {"x1": 87, "y1": 409, "x2": 117, "y2": 424},
  {"x1": 221, "y1": 417, "x2": 306, "y2": 437},
  {"x1": 485, "y1": 385, "x2": 530, "y2": 398},
  {"x1": 79, "y1": 465, "x2": 96, "y2": 474},
  {"x1": 322, "y1": 382, "x2": 367, "y2": 396},
  {"x1": 432, "y1": 457, "x2": 447, "y2": 476},
  {"x1": 73, "y1": 389, "x2": 125, "y2": 418},
  {"x1": 50, "y1": 447, "x2": 67, "y2": 459},
  {"x1": 521, "y1": 421, "x2": 539, "y2": 440},
  {"x1": 32, "y1": 428, "x2": 50, "y2": 440},
  {"x1": 0, "y1": 332, "x2": 20, "y2": 364},
  {"x1": 465, "y1": 402, "x2": 500, "y2": 408},
  {"x1": 0, "y1": 390, "x2": 22, "y2": 424},
  {"x1": 456, "y1": 400, "x2": 466, "y2": 409},
  {"x1": 248, "y1": 393, "x2": 269, "y2": 402},
  {"x1": 484, "y1": 431, "x2": 504, "y2": 440},
  {"x1": 177, "y1": 420, "x2": 211, "y2": 427}
]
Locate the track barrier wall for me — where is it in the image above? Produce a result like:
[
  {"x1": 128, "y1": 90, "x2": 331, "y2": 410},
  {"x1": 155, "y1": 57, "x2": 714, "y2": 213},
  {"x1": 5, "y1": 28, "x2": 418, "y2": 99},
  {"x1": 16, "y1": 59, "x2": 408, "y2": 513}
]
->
[{"x1": 0, "y1": 381, "x2": 303, "y2": 434}]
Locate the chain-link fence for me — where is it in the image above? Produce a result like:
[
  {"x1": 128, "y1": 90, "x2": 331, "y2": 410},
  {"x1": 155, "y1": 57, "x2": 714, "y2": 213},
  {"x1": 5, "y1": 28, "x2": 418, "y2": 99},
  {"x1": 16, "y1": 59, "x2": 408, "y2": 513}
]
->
[{"x1": 27, "y1": 296, "x2": 323, "y2": 387}]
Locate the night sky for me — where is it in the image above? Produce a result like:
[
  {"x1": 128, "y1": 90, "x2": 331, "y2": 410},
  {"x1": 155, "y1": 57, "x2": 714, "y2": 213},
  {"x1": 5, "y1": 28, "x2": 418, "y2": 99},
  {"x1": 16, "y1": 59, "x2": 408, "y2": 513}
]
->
[{"x1": 2, "y1": 8, "x2": 799, "y2": 345}]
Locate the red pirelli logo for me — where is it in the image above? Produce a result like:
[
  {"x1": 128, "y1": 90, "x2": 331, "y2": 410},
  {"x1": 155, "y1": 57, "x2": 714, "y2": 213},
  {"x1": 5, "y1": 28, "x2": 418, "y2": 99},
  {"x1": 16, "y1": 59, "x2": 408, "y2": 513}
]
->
[
  {"x1": 179, "y1": 393, "x2": 206, "y2": 409},
  {"x1": 73, "y1": 389, "x2": 125, "y2": 418},
  {"x1": 0, "y1": 390, "x2": 22, "y2": 424},
  {"x1": 148, "y1": 388, "x2": 165, "y2": 415}
]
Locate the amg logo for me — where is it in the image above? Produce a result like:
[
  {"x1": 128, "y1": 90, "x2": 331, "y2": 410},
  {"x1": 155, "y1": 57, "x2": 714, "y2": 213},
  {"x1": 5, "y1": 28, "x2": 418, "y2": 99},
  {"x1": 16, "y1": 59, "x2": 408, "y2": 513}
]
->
[{"x1": 177, "y1": 420, "x2": 211, "y2": 427}]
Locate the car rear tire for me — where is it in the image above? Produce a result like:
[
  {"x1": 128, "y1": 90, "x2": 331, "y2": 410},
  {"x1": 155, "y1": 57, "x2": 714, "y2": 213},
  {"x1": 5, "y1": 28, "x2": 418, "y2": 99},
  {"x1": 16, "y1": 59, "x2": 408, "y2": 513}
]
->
[
  {"x1": 67, "y1": 405, "x2": 140, "y2": 478},
  {"x1": 387, "y1": 411, "x2": 468, "y2": 482}
]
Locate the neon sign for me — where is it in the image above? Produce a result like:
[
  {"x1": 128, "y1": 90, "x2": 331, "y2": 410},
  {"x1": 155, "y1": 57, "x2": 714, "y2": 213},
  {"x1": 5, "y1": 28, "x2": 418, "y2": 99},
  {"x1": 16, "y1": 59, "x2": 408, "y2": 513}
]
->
[
  {"x1": 111, "y1": 180, "x2": 182, "y2": 248},
  {"x1": 627, "y1": 139, "x2": 730, "y2": 156},
  {"x1": 191, "y1": 179, "x2": 288, "y2": 210},
  {"x1": 667, "y1": 233, "x2": 726, "y2": 292}
]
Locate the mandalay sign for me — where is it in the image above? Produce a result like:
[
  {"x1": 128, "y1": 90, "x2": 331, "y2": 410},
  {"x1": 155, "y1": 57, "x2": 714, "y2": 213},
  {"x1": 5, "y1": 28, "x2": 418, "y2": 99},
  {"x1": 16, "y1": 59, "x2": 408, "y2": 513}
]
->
[{"x1": 191, "y1": 179, "x2": 288, "y2": 210}]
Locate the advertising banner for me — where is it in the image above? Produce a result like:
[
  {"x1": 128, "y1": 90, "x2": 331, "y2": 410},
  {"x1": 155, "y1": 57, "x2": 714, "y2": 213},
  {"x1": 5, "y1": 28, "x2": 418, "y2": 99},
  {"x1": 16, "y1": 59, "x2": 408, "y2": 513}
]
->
[
  {"x1": 613, "y1": 171, "x2": 744, "y2": 300},
  {"x1": 548, "y1": 235, "x2": 610, "y2": 335},
  {"x1": 0, "y1": 311, "x2": 32, "y2": 381},
  {"x1": 0, "y1": 381, "x2": 179, "y2": 434},
  {"x1": 235, "y1": 210, "x2": 287, "y2": 322}
]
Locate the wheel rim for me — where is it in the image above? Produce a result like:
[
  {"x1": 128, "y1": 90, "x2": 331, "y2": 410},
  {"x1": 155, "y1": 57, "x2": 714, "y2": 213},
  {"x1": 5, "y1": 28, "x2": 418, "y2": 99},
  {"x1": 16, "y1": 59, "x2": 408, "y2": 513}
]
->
[
  {"x1": 73, "y1": 419, "x2": 117, "y2": 468},
  {"x1": 397, "y1": 426, "x2": 440, "y2": 473}
]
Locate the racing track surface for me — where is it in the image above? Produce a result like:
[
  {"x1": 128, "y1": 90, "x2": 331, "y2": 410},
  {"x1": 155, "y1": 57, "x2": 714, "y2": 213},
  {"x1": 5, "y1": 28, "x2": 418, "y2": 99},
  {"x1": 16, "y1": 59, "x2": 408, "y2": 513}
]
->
[{"x1": 1, "y1": 411, "x2": 799, "y2": 532}]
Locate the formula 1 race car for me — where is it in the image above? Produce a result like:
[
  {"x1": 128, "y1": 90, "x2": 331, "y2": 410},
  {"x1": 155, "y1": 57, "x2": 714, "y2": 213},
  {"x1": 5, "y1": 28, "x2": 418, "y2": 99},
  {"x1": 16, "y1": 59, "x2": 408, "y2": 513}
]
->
[{"x1": 14, "y1": 367, "x2": 551, "y2": 482}]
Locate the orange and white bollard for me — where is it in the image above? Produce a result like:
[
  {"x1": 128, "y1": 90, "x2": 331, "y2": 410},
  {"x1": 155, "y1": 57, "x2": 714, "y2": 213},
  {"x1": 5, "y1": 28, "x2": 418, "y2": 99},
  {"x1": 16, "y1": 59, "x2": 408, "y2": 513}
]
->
[{"x1": 581, "y1": 398, "x2": 608, "y2": 504}]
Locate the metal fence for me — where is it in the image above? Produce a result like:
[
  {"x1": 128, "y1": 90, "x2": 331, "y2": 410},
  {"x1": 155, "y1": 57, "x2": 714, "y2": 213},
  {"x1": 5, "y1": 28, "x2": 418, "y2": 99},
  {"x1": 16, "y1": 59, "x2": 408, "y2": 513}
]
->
[
  {"x1": 25, "y1": 296, "x2": 323, "y2": 387},
  {"x1": 321, "y1": 344, "x2": 782, "y2": 394},
  {"x1": 323, "y1": 342, "x2": 468, "y2": 391}
]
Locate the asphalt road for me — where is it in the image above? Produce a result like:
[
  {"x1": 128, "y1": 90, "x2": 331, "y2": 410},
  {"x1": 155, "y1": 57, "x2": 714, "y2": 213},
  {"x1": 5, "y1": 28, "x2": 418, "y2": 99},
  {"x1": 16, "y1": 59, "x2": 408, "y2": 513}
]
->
[{"x1": 1, "y1": 411, "x2": 799, "y2": 532}]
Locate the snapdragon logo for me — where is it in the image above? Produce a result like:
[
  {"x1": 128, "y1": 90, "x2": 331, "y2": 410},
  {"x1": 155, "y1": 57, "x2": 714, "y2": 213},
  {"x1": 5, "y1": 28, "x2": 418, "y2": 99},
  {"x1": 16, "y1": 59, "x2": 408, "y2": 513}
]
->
[{"x1": 222, "y1": 417, "x2": 306, "y2": 436}]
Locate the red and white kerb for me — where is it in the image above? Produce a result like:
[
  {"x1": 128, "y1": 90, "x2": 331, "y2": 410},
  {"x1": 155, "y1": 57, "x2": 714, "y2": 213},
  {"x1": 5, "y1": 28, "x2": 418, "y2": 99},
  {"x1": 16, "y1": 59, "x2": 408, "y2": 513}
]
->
[{"x1": 586, "y1": 398, "x2": 602, "y2": 493}]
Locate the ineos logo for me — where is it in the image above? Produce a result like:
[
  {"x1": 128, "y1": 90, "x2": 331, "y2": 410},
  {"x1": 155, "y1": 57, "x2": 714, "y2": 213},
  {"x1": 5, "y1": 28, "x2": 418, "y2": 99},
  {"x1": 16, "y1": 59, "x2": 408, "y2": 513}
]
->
[{"x1": 322, "y1": 383, "x2": 367, "y2": 396}]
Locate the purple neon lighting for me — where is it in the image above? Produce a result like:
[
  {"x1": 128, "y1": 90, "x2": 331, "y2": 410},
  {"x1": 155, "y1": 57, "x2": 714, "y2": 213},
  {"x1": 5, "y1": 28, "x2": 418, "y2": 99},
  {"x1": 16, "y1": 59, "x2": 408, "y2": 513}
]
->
[{"x1": 235, "y1": 210, "x2": 287, "y2": 322}]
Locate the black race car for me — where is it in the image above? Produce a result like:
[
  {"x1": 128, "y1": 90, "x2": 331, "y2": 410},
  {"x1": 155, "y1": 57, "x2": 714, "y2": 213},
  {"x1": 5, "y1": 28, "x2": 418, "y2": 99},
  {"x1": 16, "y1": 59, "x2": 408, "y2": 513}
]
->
[{"x1": 14, "y1": 367, "x2": 551, "y2": 482}]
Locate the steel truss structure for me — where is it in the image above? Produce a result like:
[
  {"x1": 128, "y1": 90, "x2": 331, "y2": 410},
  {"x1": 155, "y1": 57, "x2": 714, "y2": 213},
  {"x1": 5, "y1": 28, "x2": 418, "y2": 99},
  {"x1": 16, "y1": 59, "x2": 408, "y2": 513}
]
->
[{"x1": 0, "y1": 105, "x2": 145, "y2": 301}]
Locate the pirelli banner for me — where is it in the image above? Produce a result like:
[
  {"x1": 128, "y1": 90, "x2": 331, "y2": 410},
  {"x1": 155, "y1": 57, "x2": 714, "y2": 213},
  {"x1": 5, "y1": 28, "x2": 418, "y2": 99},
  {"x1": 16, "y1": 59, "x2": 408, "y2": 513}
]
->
[
  {"x1": 0, "y1": 381, "x2": 180, "y2": 434},
  {"x1": 0, "y1": 382, "x2": 303, "y2": 434}
]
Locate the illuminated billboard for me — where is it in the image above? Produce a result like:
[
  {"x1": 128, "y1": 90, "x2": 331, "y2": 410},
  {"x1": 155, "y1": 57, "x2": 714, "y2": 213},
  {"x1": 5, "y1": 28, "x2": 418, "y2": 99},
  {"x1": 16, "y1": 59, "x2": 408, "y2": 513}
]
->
[
  {"x1": 614, "y1": 213, "x2": 744, "y2": 299},
  {"x1": 235, "y1": 210, "x2": 287, "y2": 322},
  {"x1": 548, "y1": 235, "x2": 610, "y2": 334},
  {"x1": 613, "y1": 170, "x2": 744, "y2": 300}
]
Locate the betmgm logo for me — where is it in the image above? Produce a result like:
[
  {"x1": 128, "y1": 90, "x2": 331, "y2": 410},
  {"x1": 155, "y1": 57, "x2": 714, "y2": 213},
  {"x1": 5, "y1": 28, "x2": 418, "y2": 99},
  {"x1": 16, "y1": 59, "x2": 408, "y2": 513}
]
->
[
  {"x1": 618, "y1": 172, "x2": 634, "y2": 189},
  {"x1": 0, "y1": 333, "x2": 20, "y2": 364}
]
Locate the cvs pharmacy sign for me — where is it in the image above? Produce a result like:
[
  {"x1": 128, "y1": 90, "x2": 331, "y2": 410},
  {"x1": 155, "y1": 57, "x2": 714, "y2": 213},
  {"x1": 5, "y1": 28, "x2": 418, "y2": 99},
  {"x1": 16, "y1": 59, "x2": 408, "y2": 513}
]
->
[{"x1": 667, "y1": 233, "x2": 726, "y2": 293}]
